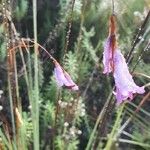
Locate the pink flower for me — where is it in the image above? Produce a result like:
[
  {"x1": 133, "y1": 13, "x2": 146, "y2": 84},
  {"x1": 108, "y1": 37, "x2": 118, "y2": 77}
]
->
[
  {"x1": 103, "y1": 15, "x2": 145, "y2": 104},
  {"x1": 113, "y1": 50, "x2": 145, "y2": 104},
  {"x1": 54, "y1": 61, "x2": 79, "y2": 91}
]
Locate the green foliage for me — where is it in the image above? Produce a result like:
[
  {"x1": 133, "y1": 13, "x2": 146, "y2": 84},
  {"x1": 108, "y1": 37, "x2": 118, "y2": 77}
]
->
[
  {"x1": 40, "y1": 101, "x2": 55, "y2": 127},
  {"x1": 134, "y1": 60, "x2": 150, "y2": 75},
  {"x1": 22, "y1": 112, "x2": 33, "y2": 144},
  {"x1": 0, "y1": 41, "x2": 6, "y2": 61},
  {"x1": 0, "y1": 0, "x2": 149, "y2": 150},
  {"x1": 43, "y1": 76, "x2": 58, "y2": 102},
  {"x1": 0, "y1": 128, "x2": 12, "y2": 149},
  {"x1": 132, "y1": 126, "x2": 150, "y2": 150},
  {"x1": 14, "y1": 0, "x2": 28, "y2": 21},
  {"x1": 0, "y1": 24, "x2": 6, "y2": 61},
  {"x1": 55, "y1": 136, "x2": 65, "y2": 150},
  {"x1": 73, "y1": 97, "x2": 86, "y2": 125},
  {"x1": 122, "y1": 102, "x2": 150, "y2": 149},
  {"x1": 55, "y1": 131, "x2": 80, "y2": 150},
  {"x1": 38, "y1": 60, "x2": 44, "y2": 88},
  {"x1": 73, "y1": 0, "x2": 82, "y2": 16},
  {"x1": 82, "y1": 27, "x2": 99, "y2": 63},
  {"x1": 67, "y1": 138, "x2": 79, "y2": 150},
  {"x1": 0, "y1": 24, "x2": 4, "y2": 34},
  {"x1": 64, "y1": 51, "x2": 78, "y2": 80}
]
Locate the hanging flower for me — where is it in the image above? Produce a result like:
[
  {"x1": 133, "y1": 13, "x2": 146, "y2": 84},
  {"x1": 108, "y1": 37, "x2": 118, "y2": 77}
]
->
[
  {"x1": 103, "y1": 15, "x2": 145, "y2": 104},
  {"x1": 54, "y1": 61, "x2": 79, "y2": 91},
  {"x1": 113, "y1": 50, "x2": 145, "y2": 104}
]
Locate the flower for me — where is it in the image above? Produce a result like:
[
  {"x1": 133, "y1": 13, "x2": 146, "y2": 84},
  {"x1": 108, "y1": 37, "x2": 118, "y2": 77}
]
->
[
  {"x1": 103, "y1": 37, "x2": 145, "y2": 104},
  {"x1": 54, "y1": 61, "x2": 79, "y2": 91},
  {"x1": 113, "y1": 50, "x2": 145, "y2": 104},
  {"x1": 103, "y1": 15, "x2": 145, "y2": 104}
]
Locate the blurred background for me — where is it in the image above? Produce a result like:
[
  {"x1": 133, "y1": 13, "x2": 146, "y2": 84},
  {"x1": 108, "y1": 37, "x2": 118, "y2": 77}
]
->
[{"x1": 0, "y1": 0, "x2": 150, "y2": 149}]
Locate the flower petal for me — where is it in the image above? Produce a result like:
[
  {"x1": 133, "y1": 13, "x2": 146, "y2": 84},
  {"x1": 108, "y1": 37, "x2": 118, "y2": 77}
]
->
[
  {"x1": 103, "y1": 36, "x2": 113, "y2": 74},
  {"x1": 54, "y1": 61, "x2": 79, "y2": 91},
  {"x1": 63, "y1": 72, "x2": 79, "y2": 90},
  {"x1": 113, "y1": 49, "x2": 145, "y2": 104}
]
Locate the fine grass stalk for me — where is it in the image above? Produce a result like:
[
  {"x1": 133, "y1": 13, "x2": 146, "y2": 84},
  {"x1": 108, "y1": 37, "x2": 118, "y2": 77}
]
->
[
  {"x1": 7, "y1": 74, "x2": 17, "y2": 150},
  {"x1": 32, "y1": 0, "x2": 39, "y2": 149},
  {"x1": 105, "y1": 103, "x2": 125, "y2": 150},
  {"x1": 0, "y1": 129, "x2": 13, "y2": 150},
  {"x1": 85, "y1": 90, "x2": 114, "y2": 150}
]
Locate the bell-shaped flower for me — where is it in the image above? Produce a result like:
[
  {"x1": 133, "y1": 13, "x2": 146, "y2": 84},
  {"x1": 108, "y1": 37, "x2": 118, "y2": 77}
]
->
[
  {"x1": 103, "y1": 15, "x2": 145, "y2": 104},
  {"x1": 113, "y1": 50, "x2": 145, "y2": 104},
  {"x1": 54, "y1": 61, "x2": 79, "y2": 91}
]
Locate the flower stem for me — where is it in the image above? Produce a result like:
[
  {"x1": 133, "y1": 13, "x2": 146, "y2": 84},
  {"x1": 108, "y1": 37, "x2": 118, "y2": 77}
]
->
[
  {"x1": 85, "y1": 90, "x2": 114, "y2": 150},
  {"x1": 33, "y1": 0, "x2": 39, "y2": 149},
  {"x1": 105, "y1": 103, "x2": 124, "y2": 150}
]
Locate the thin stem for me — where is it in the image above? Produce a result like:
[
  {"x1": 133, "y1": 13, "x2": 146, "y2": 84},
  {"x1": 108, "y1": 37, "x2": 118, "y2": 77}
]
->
[
  {"x1": 85, "y1": 89, "x2": 114, "y2": 150},
  {"x1": 18, "y1": 42, "x2": 30, "y2": 87},
  {"x1": 118, "y1": 139, "x2": 150, "y2": 148},
  {"x1": 33, "y1": 0, "x2": 39, "y2": 149},
  {"x1": 126, "y1": 10, "x2": 150, "y2": 63},
  {"x1": 105, "y1": 103, "x2": 124, "y2": 150},
  {"x1": 5, "y1": 9, "x2": 17, "y2": 150},
  {"x1": 8, "y1": 73, "x2": 17, "y2": 150},
  {"x1": 132, "y1": 42, "x2": 150, "y2": 72},
  {"x1": 63, "y1": 0, "x2": 76, "y2": 55},
  {"x1": 0, "y1": 129, "x2": 13, "y2": 150},
  {"x1": 112, "y1": 0, "x2": 114, "y2": 14},
  {"x1": 76, "y1": 0, "x2": 86, "y2": 54},
  {"x1": 14, "y1": 50, "x2": 19, "y2": 108},
  {"x1": 22, "y1": 38, "x2": 55, "y2": 61},
  {"x1": 117, "y1": 92, "x2": 150, "y2": 137}
]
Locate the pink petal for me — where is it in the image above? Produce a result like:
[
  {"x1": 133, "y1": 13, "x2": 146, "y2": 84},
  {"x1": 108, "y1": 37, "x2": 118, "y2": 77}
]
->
[
  {"x1": 54, "y1": 65, "x2": 66, "y2": 87},
  {"x1": 113, "y1": 49, "x2": 145, "y2": 104},
  {"x1": 63, "y1": 72, "x2": 79, "y2": 90},
  {"x1": 103, "y1": 36, "x2": 113, "y2": 74},
  {"x1": 54, "y1": 62, "x2": 79, "y2": 91}
]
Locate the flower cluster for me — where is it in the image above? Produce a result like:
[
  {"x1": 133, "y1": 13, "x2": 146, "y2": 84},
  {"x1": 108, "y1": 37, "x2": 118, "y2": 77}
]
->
[
  {"x1": 63, "y1": 125, "x2": 82, "y2": 140},
  {"x1": 75, "y1": 98, "x2": 86, "y2": 117}
]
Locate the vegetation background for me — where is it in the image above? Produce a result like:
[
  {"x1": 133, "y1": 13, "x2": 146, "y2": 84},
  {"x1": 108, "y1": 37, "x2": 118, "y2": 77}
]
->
[{"x1": 0, "y1": 0, "x2": 150, "y2": 149}]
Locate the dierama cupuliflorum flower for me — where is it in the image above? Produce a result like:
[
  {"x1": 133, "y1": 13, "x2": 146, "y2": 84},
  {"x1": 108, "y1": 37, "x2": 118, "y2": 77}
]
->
[
  {"x1": 102, "y1": 15, "x2": 145, "y2": 104},
  {"x1": 54, "y1": 61, "x2": 79, "y2": 91}
]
